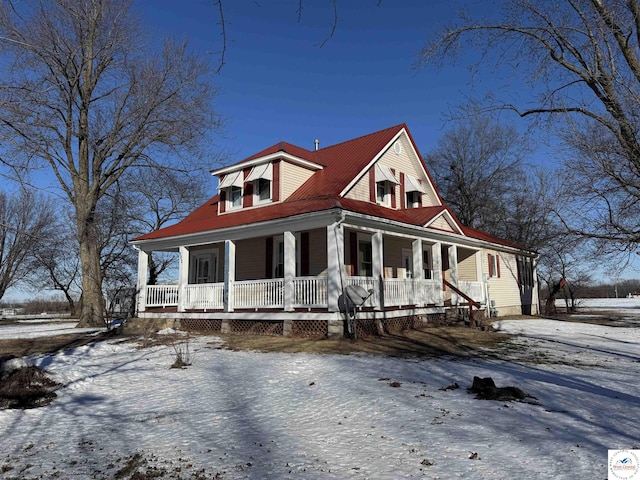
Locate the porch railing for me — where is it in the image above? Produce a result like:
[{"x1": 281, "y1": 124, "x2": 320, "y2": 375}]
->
[
  {"x1": 146, "y1": 285, "x2": 179, "y2": 308},
  {"x1": 458, "y1": 281, "x2": 485, "y2": 304},
  {"x1": 345, "y1": 276, "x2": 378, "y2": 307},
  {"x1": 144, "y1": 276, "x2": 459, "y2": 311},
  {"x1": 235, "y1": 278, "x2": 284, "y2": 309},
  {"x1": 383, "y1": 278, "x2": 414, "y2": 306},
  {"x1": 293, "y1": 276, "x2": 328, "y2": 308},
  {"x1": 417, "y1": 279, "x2": 443, "y2": 305},
  {"x1": 183, "y1": 283, "x2": 224, "y2": 310}
]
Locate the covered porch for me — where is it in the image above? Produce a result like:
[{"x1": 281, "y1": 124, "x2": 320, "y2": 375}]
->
[{"x1": 135, "y1": 213, "x2": 487, "y2": 319}]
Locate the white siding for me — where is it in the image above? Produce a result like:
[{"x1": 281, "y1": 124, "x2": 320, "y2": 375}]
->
[
  {"x1": 482, "y1": 250, "x2": 524, "y2": 315},
  {"x1": 280, "y1": 161, "x2": 315, "y2": 200},
  {"x1": 344, "y1": 171, "x2": 371, "y2": 202},
  {"x1": 457, "y1": 248, "x2": 477, "y2": 281},
  {"x1": 430, "y1": 216, "x2": 456, "y2": 232}
]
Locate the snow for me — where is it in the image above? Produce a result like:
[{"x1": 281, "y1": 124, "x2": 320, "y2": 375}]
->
[{"x1": 1, "y1": 302, "x2": 639, "y2": 479}]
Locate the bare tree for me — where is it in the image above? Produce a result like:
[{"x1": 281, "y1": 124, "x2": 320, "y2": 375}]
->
[
  {"x1": 0, "y1": 189, "x2": 53, "y2": 301},
  {"x1": 121, "y1": 167, "x2": 211, "y2": 285},
  {"x1": 426, "y1": 117, "x2": 529, "y2": 231},
  {"x1": 425, "y1": 116, "x2": 564, "y2": 253},
  {"x1": 0, "y1": 0, "x2": 221, "y2": 326},
  {"x1": 418, "y1": 0, "x2": 640, "y2": 256},
  {"x1": 30, "y1": 219, "x2": 81, "y2": 314}
]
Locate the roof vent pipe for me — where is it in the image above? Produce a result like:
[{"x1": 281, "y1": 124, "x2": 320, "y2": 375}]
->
[{"x1": 314, "y1": 139, "x2": 319, "y2": 151}]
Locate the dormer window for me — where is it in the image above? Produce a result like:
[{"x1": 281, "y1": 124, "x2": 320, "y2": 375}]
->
[
  {"x1": 374, "y1": 164, "x2": 399, "y2": 207},
  {"x1": 246, "y1": 162, "x2": 273, "y2": 204},
  {"x1": 377, "y1": 181, "x2": 392, "y2": 206},
  {"x1": 229, "y1": 186, "x2": 242, "y2": 208},
  {"x1": 404, "y1": 174, "x2": 426, "y2": 208},
  {"x1": 218, "y1": 170, "x2": 244, "y2": 211}
]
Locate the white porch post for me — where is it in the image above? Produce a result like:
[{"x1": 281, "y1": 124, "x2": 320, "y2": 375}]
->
[
  {"x1": 224, "y1": 240, "x2": 236, "y2": 312},
  {"x1": 449, "y1": 245, "x2": 459, "y2": 306},
  {"x1": 177, "y1": 246, "x2": 189, "y2": 312},
  {"x1": 284, "y1": 231, "x2": 296, "y2": 312},
  {"x1": 432, "y1": 242, "x2": 443, "y2": 304},
  {"x1": 532, "y1": 256, "x2": 540, "y2": 315},
  {"x1": 327, "y1": 221, "x2": 345, "y2": 312},
  {"x1": 136, "y1": 249, "x2": 149, "y2": 314},
  {"x1": 475, "y1": 250, "x2": 485, "y2": 304},
  {"x1": 412, "y1": 239, "x2": 423, "y2": 306},
  {"x1": 372, "y1": 231, "x2": 383, "y2": 309}
]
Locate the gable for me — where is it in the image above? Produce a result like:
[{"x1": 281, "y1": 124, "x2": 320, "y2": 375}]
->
[
  {"x1": 342, "y1": 129, "x2": 441, "y2": 207},
  {"x1": 429, "y1": 215, "x2": 457, "y2": 232}
]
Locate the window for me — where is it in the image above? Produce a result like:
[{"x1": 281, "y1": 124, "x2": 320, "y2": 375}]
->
[
  {"x1": 190, "y1": 252, "x2": 218, "y2": 284},
  {"x1": 376, "y1": 182, "x2": 390, "y2": 205},
  {"x1": 246, "y1": 163, "x2": 273, "y2": 204},
  {"x1": 404, "y1": 174, "x2": 425, "y2": 208},
  {"x1": 358, "y1": 240, "x2": 373, "y2": 277},
  {"x1": 229, "y1": 186, "x2": 242, "y2": 208},
  {"x1": 401, "y1": 249, "x2": 413, "y2": 278},
  {"x1": 423, "y1": 249, "x2": 432, "y2": 279},
  {"x1": 374, "y1": 164, "x2": 398, "y2": 207},
  {"x1": 274, "y1": 238, "x2": 285, "y2": 278},
  {"x1": 406, "y1": 191, "x2": 421, "y2": 208},
  {"x1": 256, "y1": 178, "x2": 271, "y2": 202},
  {"x1": 488, "y1": 253, "x2": 500, "y2": 278}
]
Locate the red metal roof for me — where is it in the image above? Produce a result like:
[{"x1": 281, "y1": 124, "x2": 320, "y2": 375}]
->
[{"x1": 133, "y1": 124, "x2": 530, "y2": 252}]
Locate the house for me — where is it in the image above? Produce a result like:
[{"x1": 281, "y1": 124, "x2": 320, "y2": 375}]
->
[{"x1": 131, "y1": 124, "x2": 539, "y2": 337}]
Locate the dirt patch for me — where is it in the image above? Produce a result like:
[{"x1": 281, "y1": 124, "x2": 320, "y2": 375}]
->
[
  {"x1": 541, "y1": 309, "x2": 638, "y2": 327},
  {"x1": 0, "y1": 331, "x2": 115, "y2": 357},
  {"x1": 216, "y1": 325, "x2": 511, "y2": 358},
  {"x1": 0, "y1": 365, "x2": 61, "y2": 409}
]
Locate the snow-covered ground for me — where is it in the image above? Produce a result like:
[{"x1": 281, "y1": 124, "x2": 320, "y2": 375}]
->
[{"x1": 1, "y1": 303, "x2": 639, "y2": 479}]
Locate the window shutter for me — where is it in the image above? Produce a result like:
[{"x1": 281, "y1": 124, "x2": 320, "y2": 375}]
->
[
  {"x1": 488, "y1": 253, "x2": 493, "y2": 277},
  {"x1": 219, "y1": 190, "x2": 227, "y2": 213},
  {"x1": 400, "y1": 173, "x2": 406, "y2": 209},
  {"x1": 349, "y1": 231, "x2": 358, "y2": 275},
  {"x1": 390, "y1": 168, "x2": 397, "y2": 208},
  {"x1": 243, "y1": 168, "x2": 253, "y2": 208},
  {"x1": 301, "y1": 232, "x2": 310, "y2": 276},
  {"x1": 369, "y1": 169, "x2": 376, "y2": 203},
  {"x1": 272, "y1": 160, "x2": 280, "y2": 202},
  {"x1": 497, "y1": 255, "x2": 501, "y2": 278},
  {"x1": 265, "y1": 237, "x2": 273, "y2": 279}
]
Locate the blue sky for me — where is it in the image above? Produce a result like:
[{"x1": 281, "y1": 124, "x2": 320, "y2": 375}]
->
[{"x1": 140, "y1": 0, "x2": 492, "y2": 165}]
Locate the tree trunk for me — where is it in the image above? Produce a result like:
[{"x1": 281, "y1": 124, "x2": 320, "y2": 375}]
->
[
  {"x1": 77, "y1": 235, "x2": 105, "y2": 327},
  {"x1": 75, "y1": 195, "x2": 106, "y2": 327}
]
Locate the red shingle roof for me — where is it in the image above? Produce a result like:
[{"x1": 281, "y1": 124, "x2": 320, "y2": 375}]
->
[{"x1": 133, "y1": 124, "x2": 530, "y2": 252}]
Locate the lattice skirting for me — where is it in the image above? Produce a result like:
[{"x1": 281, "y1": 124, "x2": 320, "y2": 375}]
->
[
  {"x1": 355, "y1": 318, "x2": 380, "y2": 338},
  {"x1": 291, "y1": 320, "x2": 328, "y2": 338},
  {"x1": 180, "y1": 318, "x2": 222, "y2": 332},
  {"x1": 383, "y1": 316, "x2": 416, "y2": 333},
  {"x1": 229, "y1": 320, "x2": 283, "y2": 336}
]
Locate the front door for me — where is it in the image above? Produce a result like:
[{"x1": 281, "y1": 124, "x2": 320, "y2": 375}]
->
[{"x1": 191, "y1": 251, "x2": 218, "y2": 284}]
